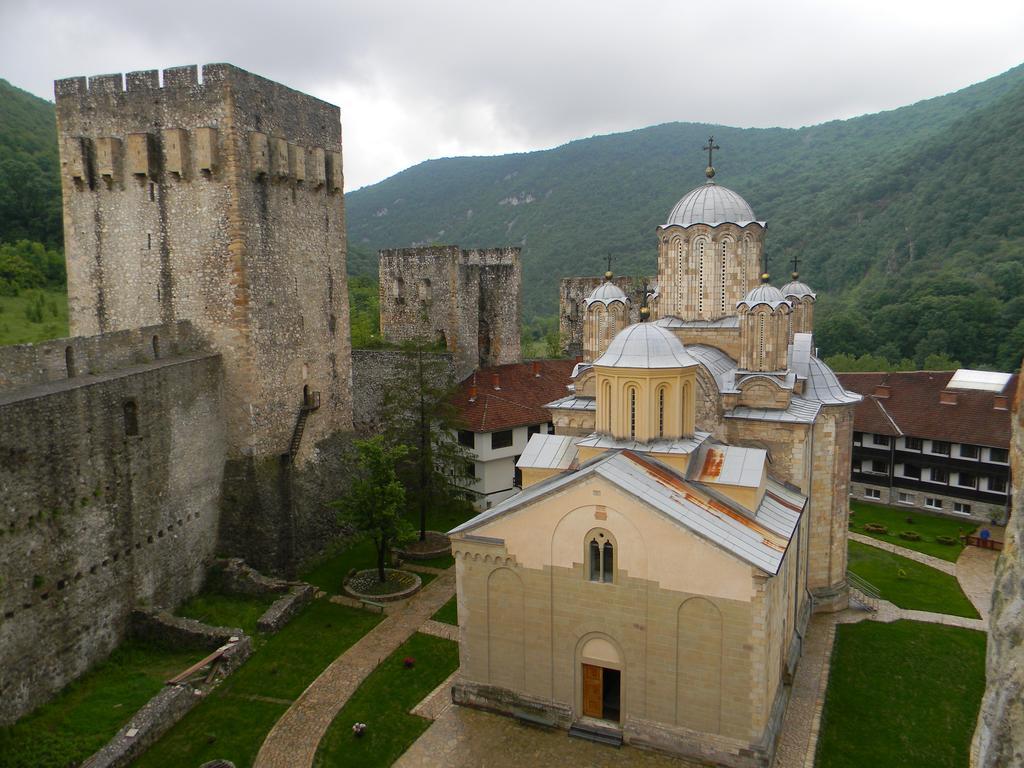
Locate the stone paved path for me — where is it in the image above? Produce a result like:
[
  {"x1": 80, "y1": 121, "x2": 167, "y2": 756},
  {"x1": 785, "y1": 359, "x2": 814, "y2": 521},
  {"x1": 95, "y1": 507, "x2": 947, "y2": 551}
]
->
[
  {"x1": 253, "y1": 571, "x2": 456, "y2": 768},
  {"x1": 848, "y1": 532, "x2": 957, "y2": 574},
  {"x1": 955, "y1": 545, "x2": 998, "y2": 621},
  {"x1": 419, "y1": 618, "x2": 459, "y2": 641}
]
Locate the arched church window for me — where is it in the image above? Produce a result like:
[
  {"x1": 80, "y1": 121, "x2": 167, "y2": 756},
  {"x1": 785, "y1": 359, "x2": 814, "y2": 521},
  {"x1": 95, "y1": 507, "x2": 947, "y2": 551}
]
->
[
  {"x1": 123, "y1": 399, "x2": 139, "y2": 437},
  {"x1": 658, "y1": 386, "x2": 666, "y2": 438},
  {"x1": 601, "y1": 380, "x2": 612, "y2": 432},
  {"x1": 628, "y1": 386, "x2": 637, "y2": 440},
  {"x1": 720, "y1": 240, "x2": 729, "y2": 316},
  {"x1": 674, "y1": 237, "x2": 685, "y2": 307},
  {"x1": 697, "y1": 240, "x2": 706, "y2": 315},
  {"x1": 586, "y1": 530, "x2": 615, "y2": 583},
  {"x1": 758, "y1": 313, "x2": 767, "y2": 369}
]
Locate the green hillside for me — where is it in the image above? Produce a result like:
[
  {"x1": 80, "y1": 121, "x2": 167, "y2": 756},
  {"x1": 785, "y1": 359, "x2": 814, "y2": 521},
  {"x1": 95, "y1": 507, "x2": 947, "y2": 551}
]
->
[
  {"x1": 0, "y1": 78, "x2": 61, "y2": 247},
  {"x1": 347, "y1": 63, "x2": 1024, "y2": 370}
]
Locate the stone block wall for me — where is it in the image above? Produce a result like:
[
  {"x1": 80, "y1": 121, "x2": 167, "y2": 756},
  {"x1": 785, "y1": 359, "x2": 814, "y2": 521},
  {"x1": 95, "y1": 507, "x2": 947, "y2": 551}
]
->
[
  {"x1": 0, "y1": 353, "x2": 225, "y2": 724},
  {"x1": 350, "y1": 348, "x2": 454, "y2": 434},
  {"x1": 378, "y1": 246, "x2": 521, "y2": 380},
  {"x1": 452, "y1": 542, "x2": 792, "y2": 767},
  {"x1": 55, "y1": 63, "x2": 352, "y2": 458},
  {"x1": 558, "y1": 275, "x2": 652, "y2": 358}
]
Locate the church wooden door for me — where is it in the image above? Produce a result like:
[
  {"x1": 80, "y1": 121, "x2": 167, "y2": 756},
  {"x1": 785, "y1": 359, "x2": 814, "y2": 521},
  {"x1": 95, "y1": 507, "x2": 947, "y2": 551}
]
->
[{"x1": 582, "y1": 663, "x2": 603, "y2": 718}]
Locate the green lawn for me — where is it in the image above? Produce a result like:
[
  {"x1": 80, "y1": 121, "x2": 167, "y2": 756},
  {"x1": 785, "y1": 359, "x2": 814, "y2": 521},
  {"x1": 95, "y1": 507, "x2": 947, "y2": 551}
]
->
[
  {"x1": 0, "y1": 290, "x2": 68, "y2": 346},
  {"x1": 134, "y1": 599, "x2": 382, "y2": 767},
  {"x1": 301, "y1": 500, "x2": 471, "y2": 595},
  {"x1": 313, "y1": 632, "x2": 460, "y2": 768},
  {"x1": 176, "y1": 590, "x2": 278, "y2": 636},
  {"x1": 849, "y1": 501, "x2": 971, "y2": 562},
  {"x1": 816, "y1": 620, "x2": 986, "y2": 768},
  {"x1": 847, "y1": 541, "x2": 979, "y2": 618},
  {"x1": 432, "y1": 595, "x2": 458, "y2": 626},
  {"x1": 0, "y1": 639, "x2": 200, "y2": 768}
]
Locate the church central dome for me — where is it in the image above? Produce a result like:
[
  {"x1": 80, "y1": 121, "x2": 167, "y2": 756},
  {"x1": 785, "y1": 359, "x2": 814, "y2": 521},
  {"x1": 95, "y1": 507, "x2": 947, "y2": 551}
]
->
[
  {"x1": 665, "y1": 181, "x2": 758, "y2": 228},
  {"x1": 594, "y1": 323, "x2": 696, "y2": 369}
]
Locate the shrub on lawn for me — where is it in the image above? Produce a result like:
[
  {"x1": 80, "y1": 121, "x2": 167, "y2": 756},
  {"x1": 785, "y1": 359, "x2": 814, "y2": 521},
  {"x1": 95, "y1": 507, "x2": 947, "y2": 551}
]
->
[
  {"x1": 863, "y1": 523, "x2": 889, "y2": 534},
  {"x1": 906, "y1": 516, "x2": 915, "y2": 524},
  {"x1": 900, "y1": 531, "x2": 922, "y2": 541},
  {"x1": 936, "y1": 535, "x2": 958, "y2": 546}
]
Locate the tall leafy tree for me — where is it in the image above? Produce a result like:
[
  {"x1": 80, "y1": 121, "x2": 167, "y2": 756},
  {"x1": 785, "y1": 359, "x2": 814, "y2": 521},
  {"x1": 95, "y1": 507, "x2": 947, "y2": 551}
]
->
[
  {"x1": 381, "y1": 339, "x2": 474, "y2": 541},
  {"x1": 334, "y1": 436, "x2": 411, "y2": 583}
]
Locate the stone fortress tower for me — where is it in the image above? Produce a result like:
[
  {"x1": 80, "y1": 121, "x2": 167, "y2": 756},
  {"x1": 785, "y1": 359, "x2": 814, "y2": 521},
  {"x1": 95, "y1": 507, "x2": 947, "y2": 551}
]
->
[
  {"x1": 55, "y1": 64, "x2": 352, "y2": 457},
  {"x1": 378, "y1": 245, "x2": 521, "y2": 380}
]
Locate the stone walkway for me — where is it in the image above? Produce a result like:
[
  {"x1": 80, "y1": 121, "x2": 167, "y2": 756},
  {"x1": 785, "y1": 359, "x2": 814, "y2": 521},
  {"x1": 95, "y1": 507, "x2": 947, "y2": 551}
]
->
[
  {"x1": 252, "y1": 571, "x2": 456, "y2": 768},
  {"x1": 955, "y1": 545, "x2": 998, "y2": 621},
  {"x1": 848, "y1": 532, "x2": 957, "y2": 574}
]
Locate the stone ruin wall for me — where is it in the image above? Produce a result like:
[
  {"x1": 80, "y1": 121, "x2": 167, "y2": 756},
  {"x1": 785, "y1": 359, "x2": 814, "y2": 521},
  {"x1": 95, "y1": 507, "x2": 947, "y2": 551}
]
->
[
  {"x1": 558, "y1": 275, "x2": 654, "y2": 357},
  {"x1": 378, "y1": 246, "x2": 521, "y2": 380},
  {"x1": 55, "y1": 63, "x2": 352, "y2": 459},
  {"x1": 350, "y1": 349, "x2": 455, "y2": 434},
  {"x1": 0, "y1": 321, "x2": 226, "y2": 724}
]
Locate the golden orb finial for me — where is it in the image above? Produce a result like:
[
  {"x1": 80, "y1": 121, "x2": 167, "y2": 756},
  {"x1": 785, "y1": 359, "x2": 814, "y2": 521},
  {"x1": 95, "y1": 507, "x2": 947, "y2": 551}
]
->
[
  {"x1": 639, "y1": 305, "x2": 651, "y2": 321},
  {"x1": 761, "y1": 272, "x2": 771, "y2": 283},
  {"x1": 604, "y1": 270, "x2": 614, "y2": 280},
  {"x1": 705, "y1": 166, "x2": 715, "y2": 179}
]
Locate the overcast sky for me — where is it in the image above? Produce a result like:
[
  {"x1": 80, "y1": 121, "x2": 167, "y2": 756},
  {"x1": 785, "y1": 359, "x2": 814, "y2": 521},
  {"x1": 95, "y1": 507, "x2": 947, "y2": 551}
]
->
[{"x1": 2, "y1": 0, "x2": 1022, "y2": 190}]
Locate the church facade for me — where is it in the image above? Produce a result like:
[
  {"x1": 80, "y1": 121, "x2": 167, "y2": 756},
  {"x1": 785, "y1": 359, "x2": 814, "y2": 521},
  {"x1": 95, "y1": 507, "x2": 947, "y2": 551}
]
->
[{"x1": 448, "y1": 148, "x2": 860, "y2": 767}]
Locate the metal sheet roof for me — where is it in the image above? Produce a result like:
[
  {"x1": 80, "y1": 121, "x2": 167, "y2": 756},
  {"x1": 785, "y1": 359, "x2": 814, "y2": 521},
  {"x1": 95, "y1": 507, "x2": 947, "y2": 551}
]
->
[
  {"x1": 663, "y1": 182, "x2": 764, "y2": 228},
  {"x1": 688, "y1": 443, "x2": 766, "y2": 488},
  {"x1": 684, "y1": 344, "x2": 738, "y2": 393},
  {"x1": 516, "y1": 433, "x2": 579, "y2": 470},
  {"x1": 727, "y1": 396, "x2": 822, "y2": 424},
  {"x1": 545, "y1": 394, "x2": 596, "y2": 411},
  {"x1": 586, "y1": 281, "x2": 629, "y2": 307},
  {"x1": 656, "y1": 316, "x2": 740, "y2": 329},
  {"x1": 947, "y1": 369, "x2": 1014, "y2": 392},
  {"x1": 451, "y1": 449, "x2": 803, "y2": 575},
  {"x1": 593, "y1": 323, "x2": 697, "y2": 369},
  {"x1": 575, "y1": 431, "x2": 711, "y2": 454},
  {"x1": 803, "y1": 356, "x2": 861, "y2": 405}
]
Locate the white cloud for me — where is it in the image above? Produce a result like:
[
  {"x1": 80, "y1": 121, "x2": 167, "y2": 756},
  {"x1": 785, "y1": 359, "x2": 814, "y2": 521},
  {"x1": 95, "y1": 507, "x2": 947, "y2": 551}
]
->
[{"x1": 2, "y1": 0, "x2": 1022, "y2": 189}]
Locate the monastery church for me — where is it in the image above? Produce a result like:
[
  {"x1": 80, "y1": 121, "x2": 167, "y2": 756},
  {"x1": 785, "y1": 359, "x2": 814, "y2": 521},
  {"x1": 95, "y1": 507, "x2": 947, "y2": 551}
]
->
[{"x1": 449, "y1": 147, "x2": 861, "y2": 767}]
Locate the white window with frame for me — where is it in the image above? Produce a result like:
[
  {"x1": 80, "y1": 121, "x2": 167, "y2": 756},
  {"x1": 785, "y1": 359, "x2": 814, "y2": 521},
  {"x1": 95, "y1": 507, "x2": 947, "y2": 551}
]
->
[
  {"x1": 958, "y1": 444, "x2": 979, "y2": 460},
  {"x1": 988, "y1": 447, "x2": 1009, "y2": 464},
  {"x1": 953, "y1": 502, "x2": 972, "y2": 515},
  {"x1": 929, "y1": 440, "x2": 951, "y2": 456},
  {"x1": 865, "y1": 488, "x2": 881, "y2": 500},
  {"x1": 897, "y1": 492, "x2": 914, "y2": 505},
  {"x1": 872, "y1": 434, "x2": 891, "y2": 447},
  {"x1": 988, "y1": 476, "x2": 1008, "y2": 494},
  {"x1": 956, "y1": 471, "x2": 977, "y2": 489},
  {"x1": 930, "y1": 467, "x2": 949, "y2": 484},
  {"x1": 925, "y1": 497, "x2": 943, "y2": 510}
]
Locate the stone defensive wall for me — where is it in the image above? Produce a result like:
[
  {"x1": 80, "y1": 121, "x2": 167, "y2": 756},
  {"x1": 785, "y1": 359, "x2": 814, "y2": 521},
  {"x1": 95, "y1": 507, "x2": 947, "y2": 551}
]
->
[
  {"x1": 0, "y1": 321, "x2": 226, "y2": 724},
  {"x1": 558, "y1": 274, "x2": 653, "y2": 357},
  {"x1": 351, "y1": 348, "x2": 455, "y2": 434}
]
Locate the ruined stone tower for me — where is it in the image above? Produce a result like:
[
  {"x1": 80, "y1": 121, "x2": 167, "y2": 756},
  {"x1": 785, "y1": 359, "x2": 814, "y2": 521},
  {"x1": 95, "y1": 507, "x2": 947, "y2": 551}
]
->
[
  {"x1": 378, "y1": 245, "x2": 521, "y2": 379},
  {"x1": 55, "y1": 64, "x2": 352, "y2": 457}
]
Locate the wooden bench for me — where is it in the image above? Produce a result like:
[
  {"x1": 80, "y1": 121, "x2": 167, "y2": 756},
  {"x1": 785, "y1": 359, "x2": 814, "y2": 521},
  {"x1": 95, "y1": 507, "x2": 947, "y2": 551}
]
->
[
  {"x1": 360, "y1": 598, "x2": 386, "y2": 613},
  {"x1": 165, "y1": 643, "x2": 233, "y2": 685}
]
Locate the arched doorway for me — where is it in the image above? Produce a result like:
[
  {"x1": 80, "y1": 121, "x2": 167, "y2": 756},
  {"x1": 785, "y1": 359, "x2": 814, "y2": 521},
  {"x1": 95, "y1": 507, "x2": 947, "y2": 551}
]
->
[{"x1": 578, "y1": 635, "x2": 622, "y2": 723}]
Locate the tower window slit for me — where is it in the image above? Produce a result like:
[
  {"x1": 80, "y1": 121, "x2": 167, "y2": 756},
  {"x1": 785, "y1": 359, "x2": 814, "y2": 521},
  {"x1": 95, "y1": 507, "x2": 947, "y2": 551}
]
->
[
  {"x1": 720, "y1": 241, "x2": 727, "y2": 315},
  {"x1": 629, "y1": 387, "x2": 637, "y2": 440},
  {"x1": 658, "y1": 388, "x2": 665, "y2": 437}
]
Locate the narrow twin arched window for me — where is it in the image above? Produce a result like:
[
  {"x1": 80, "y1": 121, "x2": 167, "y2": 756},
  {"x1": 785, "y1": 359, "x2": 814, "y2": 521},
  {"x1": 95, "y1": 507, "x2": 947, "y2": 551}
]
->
[
  {"x1": 587, "y1": 531, "x2": 614, "y2": 583},
  {"x1": 628, "y1": 387, "x2": 637, "y2": 440},
  {"x1": 658, "y1": 387, "x2": 665, "y2": 438}
]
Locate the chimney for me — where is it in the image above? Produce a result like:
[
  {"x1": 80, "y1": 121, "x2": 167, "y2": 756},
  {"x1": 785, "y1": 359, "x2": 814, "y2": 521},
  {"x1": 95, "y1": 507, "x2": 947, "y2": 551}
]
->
[
  {"x1": 994, "y1": 395, "x2": 1008, "y2": 411},
  {"x1": 532, "y1": 361, "x2": 541, "y2": 377},
  {"x1": 874, "y1": 385, "x2": 890, "y2": 399},
  {"x1": 939, "y1": 390, "x2": 958, "y2": 406},
  {"x1": 468, "y1": 384, "x2": 477, "y2": 403},
  {"x1": 491, "y1": 373, "x2": 501, "y2": 391}
]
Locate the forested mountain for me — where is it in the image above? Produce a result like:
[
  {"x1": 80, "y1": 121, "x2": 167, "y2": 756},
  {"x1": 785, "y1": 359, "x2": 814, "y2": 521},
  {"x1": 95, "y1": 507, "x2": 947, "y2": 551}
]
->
[
  {"x1": 2, "y1": 66, "x2": 1023, "y2": 368},
  {"x1": 0, "y1": 79, "x2": 61, "y2": 248},
  {"x1": 347, "y1": 63, "x2": 1024, "y2": 370}
]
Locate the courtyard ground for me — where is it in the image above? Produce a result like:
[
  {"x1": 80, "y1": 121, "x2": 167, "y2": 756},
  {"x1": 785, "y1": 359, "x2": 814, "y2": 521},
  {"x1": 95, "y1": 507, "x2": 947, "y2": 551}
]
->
[
  {"x1": 847, "y1": 540, "x2": 979, "y2": 618},
  {"x1": 848, "y1": 500, "x2": 970, "y2": 562},
  {"x1": 814, "y1": 620, "x2": 986, "y2": 768},
  {"x1": 133, "y1": 599, "x2": 382, "y2": 767},
  {"x1": 0, "y1": 639, "x2": 200, "y2": 768}
]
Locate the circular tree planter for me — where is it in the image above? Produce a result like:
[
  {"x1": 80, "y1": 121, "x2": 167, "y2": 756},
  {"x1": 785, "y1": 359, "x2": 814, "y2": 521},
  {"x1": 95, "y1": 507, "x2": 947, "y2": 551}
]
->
[
  {"x1": 395, "y1": 531, "x2": 451, "y2": 561},
  {"x1": 344, "y1": 568, "x2": 423, "y2": 602}
]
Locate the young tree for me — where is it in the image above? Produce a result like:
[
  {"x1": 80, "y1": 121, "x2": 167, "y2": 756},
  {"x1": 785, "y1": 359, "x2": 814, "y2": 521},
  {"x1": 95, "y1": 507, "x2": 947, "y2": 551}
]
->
[
  {"x1": 334, "y1": 436, "x2": 412, "y2": 583},
  {"x1": 381, "y1": 339, "x2": 475, "y2": 541}
]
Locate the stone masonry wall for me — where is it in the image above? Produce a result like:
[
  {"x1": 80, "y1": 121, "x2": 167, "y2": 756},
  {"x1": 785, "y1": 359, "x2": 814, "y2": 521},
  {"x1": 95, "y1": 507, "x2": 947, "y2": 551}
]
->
[
  {"x1": 972, "y1": 371, "x2": 1024, "y2": 767},
  {"x1": 558, "y1": 275, "x2": 652, "y2": 357},
  {"x1": 379, "y1": 246, "x2": 521, "y2": 380},
  {"x1": 55, "y1": 64, "x2": 352, "y2": 459},
  {"x1": 0, "y1": 353, "x2": 225, "y2": 724},
  {"x1": 350, "y1": 349, "x2": 454, "y2": 434}
]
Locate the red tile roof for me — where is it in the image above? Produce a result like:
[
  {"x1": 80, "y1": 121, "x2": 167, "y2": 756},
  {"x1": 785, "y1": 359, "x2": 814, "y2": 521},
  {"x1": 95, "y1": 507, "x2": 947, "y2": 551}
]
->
[
  {"x1": 452, "y1": 360, "x2": 576, "y2": 433},
  {"x1": 836, "y1": 371, "x2": 1017, "y2": 448}
]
